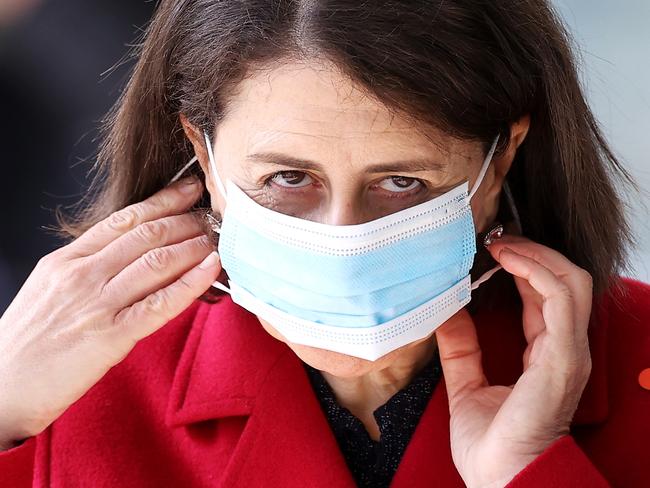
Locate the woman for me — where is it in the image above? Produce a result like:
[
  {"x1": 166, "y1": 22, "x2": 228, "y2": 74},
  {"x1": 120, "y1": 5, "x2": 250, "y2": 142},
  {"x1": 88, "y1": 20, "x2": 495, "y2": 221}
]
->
[{"x1": 0, "y1": 0, "x2": 648, "y2": 486}]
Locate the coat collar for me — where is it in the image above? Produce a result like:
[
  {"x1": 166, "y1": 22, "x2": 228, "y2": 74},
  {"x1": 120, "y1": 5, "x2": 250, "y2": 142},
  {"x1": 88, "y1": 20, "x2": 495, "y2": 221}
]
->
[
  {"x1": 165, "y1": 283, "x2": 610, "y2": 486},
  {"x1": 165, "y1": 296, "x2": 358, "y2": 487}
]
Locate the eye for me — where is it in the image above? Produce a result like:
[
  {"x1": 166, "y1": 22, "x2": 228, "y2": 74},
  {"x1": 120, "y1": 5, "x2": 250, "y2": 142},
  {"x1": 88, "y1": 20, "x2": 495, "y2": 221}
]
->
[
  {"x1": 269, "y1": 170, "x2": 313, "y2": 188},
  {"x1": 377, "y1": 176, "x2": 422, "y2": 193}
]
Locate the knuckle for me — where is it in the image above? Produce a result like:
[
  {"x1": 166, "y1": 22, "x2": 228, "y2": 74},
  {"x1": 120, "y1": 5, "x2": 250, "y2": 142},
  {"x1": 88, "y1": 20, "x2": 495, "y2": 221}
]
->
[
  {"x1": 47, "y1": 260, "x2": 86, "y2": 290},
  {"x1": 148, "y1": 191, "x2": 176, "y2": 212},
  {"x1": 35, "y1": 249, "x2": 72, "y2": 277},
  {"x1": 36, "y1": 252, "x2": 58, "y2": 270},
  {"x1": 36, "y1": 253, "x2": 88, "y2": 287},
  {"x1": 553, "y1": 281, "x2": 573, "y2": 300},
  {"x1": 194, "y1": 234, "x2": 213, "y2": 251},
  {"x1": 142, "y1": 288, "x2": 171, "y2": 316},
  {"x1": 577, "y1": 269, "x2": 594, "y2": 290},
  {"x1": 108, "y1": 208, "x2": 138, "y2": 231},
  {"x1": 47, "y1": 246, "x2": 68, "y2": 261},
  {"x1": 135, "y1": 220, "x2": 167, "y2": 243},
  {"x1": 176, "y1": 274, "x2": 196, "y2": 293},
  {"x1": 69, "y1": 257, "x2": 100, "y2": 282},
  {"x1": 142, "y1": 247, "x2": 171, "y2": 272},
  {"x1": 62, "y1": 261, "x2": 88, "y2": 284}
]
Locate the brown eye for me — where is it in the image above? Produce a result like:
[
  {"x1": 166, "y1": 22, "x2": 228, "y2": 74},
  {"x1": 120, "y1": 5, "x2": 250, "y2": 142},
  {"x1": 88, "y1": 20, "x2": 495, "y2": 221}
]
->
[
  {"x1": 378, "y1": 176, "x2": 422, "y2": 193},
  {"x1": 270, "y1": 171, "x2": 313, "y2": 188}
]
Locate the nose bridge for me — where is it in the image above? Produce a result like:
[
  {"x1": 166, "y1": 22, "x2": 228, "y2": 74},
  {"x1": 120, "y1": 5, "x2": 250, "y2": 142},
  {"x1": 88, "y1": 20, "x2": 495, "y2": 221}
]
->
[{"x1": 323, "y1": 186, "x2": 367, "y2": 226}]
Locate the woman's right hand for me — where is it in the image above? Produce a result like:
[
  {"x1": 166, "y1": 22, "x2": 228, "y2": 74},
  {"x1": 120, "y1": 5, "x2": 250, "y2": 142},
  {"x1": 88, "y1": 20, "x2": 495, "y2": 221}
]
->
[{"x1": 0, "y1": 175, "x2": 221, "y2": 451}]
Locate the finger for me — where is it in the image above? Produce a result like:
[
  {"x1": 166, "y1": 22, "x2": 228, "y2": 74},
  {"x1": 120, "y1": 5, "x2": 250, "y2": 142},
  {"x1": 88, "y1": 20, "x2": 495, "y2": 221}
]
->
[
  {"x1": 487, "y1": 234, "x2": 593, "y2": 320},
  {"x1": 435, "y1": 309, "x2": 488, "y2": 412},
  {"x1": 69, "y1": 176, "x2": 204, "y2": 257},
  {"x1": 497, "y1": 248, "x2": 577, "y2": 346},
  {"x1": 91, "y1": 212, "x2": 207, "y2": 277},
  {"x1": 102, "y1": 234, "x2": 215, "y2": 309},
  {"x1": 487, "y1": 234, "x2": 576, "y2": 277},
  {"x1": 112, "y1": 251, "x2": 221, "y2": 343},
  {"x1": 513, "y1": 274, "x2": 547, "y2": 347}
]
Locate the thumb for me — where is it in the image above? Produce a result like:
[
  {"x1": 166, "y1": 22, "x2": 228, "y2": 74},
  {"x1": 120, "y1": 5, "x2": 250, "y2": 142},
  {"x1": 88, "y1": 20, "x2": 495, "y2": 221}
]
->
[{"x1": 435, "y1": 308, "x2": 488, "y2": 412}]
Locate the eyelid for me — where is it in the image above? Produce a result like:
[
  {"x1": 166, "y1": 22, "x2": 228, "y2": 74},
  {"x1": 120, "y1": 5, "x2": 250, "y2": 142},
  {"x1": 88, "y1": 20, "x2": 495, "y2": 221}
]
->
[
  {"x1": 266, "y1": 170, "x2": 314, "y2": 188},
  {"x1": 262, "y1": 170, "x2": 432, "y2": 197},
  {"x1": 375, "y1": 175, "x2": 424, "y2": 193}
]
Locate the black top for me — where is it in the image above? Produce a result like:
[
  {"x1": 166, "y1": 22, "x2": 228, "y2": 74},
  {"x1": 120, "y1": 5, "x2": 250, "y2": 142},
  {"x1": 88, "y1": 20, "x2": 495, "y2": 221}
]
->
[{"x1": 303, "y1": 349, "x2": 442, "y2": 488}]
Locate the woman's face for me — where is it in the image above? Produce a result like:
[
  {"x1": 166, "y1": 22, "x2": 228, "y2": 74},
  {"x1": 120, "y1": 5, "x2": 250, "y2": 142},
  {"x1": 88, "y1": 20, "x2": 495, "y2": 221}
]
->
[{"x1": 182, "y1": 59, "x2": 526, "y2": 377}]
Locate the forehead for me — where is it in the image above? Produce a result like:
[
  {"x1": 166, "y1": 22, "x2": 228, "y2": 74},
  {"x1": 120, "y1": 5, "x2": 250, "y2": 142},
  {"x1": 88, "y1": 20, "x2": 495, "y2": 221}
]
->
[{"x1": 214, "y1": 60, "x2": 475, "y2": 164}]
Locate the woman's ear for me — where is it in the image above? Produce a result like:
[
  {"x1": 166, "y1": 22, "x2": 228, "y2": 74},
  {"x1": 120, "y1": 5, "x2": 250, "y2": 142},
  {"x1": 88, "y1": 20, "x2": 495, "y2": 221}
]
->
[
  {"x1": 179, "y1": 114, "x2": 218, "y2": 198},
  {"x1": 494, "y1": 114, "x2": 530, "y2": 178},
  {"x1": 510, "y1": 114, "x2": 530, "y2": 150},
  {"x1": 477, "y1": 114, "x2": 531, "y2": 231}
]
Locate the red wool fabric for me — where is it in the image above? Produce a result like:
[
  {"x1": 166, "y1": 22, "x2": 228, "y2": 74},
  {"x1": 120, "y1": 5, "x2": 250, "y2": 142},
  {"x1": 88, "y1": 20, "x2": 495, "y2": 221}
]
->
[{"x1": 1, "y1": 277, "x2": 648, "y2": 487}]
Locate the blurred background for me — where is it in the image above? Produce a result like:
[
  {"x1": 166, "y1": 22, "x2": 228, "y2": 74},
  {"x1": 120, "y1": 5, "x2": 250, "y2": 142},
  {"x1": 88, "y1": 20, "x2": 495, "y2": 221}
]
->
[
  {"x1": 0, "y1": 0, "x2": 155, "y2": 311},
  {"x1": 0, "y1": 1, "x2": 648, "y2": 312},
  {"x1": 555, "y1": 0, "x2": 650, "y2": 281}
]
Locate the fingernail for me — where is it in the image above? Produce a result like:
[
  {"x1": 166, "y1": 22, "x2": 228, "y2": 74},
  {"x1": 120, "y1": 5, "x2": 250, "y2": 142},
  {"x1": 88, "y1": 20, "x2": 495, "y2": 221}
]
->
[
  {"x1": 198, "y1": 251, "x2": 219, "y2": 269},
  {"x1": 179, "y1": 176, "x2": 200, "y2": 194}
]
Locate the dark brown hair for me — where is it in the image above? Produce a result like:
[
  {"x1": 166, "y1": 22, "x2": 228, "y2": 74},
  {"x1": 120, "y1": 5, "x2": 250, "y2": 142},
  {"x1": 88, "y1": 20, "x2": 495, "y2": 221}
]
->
[{"x1": 54, "y1": 0, "x2": 638, "y2": 300}]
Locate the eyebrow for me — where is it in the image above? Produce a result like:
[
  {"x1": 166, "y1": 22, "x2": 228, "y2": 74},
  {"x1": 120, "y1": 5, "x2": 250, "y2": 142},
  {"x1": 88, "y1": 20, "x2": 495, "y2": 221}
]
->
[{"x1": 245, "y1": 152, "x2": 447, "y2": 173}]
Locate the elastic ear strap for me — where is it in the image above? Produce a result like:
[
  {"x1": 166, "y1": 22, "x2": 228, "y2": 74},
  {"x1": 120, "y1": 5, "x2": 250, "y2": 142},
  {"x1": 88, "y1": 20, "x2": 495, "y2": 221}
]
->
[
  {"x1": 203, "y1": 131, "x2": 228, "y2": 199},
  {"x1": 211, "y1": 279, "x2": 232, "y2": 294},
  {"x1": 470, "y1": 264, "x2": 502, "y2": 290},
  {"x1": 468, "y1": 134, "x2": 500, "y2": 200},
  {"x1": 168, "y1": 155, "x2": 198, "y2": 185}
]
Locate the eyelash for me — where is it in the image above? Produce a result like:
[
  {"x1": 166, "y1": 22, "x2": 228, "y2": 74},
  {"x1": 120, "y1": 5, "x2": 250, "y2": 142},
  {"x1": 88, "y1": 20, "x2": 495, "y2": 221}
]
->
[{"x1": 263, "y1": 170, "x2": 426, "y2": 198}]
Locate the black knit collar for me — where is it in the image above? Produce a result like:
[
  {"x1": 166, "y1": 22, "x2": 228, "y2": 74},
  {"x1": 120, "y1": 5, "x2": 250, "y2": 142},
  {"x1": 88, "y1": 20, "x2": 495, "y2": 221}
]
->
[{"x1": 302, "y1": 348, "x2": 442, "y2": 488}]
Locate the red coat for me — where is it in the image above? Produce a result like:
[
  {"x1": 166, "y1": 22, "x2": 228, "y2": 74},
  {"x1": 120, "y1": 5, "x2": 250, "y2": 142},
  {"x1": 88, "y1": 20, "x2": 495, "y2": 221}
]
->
[{"x1": 1, "y1": 277, "x2": 649, "y2": 487}]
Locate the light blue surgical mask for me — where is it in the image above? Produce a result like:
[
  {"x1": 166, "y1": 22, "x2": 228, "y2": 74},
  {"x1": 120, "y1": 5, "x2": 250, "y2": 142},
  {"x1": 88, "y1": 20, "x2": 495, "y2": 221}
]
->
[{"x1": 172, "y1": 133, "x2": 501, "y2": 360}]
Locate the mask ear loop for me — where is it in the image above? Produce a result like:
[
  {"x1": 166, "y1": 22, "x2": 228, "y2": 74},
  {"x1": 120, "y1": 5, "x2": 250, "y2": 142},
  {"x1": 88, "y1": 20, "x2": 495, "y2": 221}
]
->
[
  {"x1": 168, "y1": 156, "x2": 199, "y2": 184},
  {"x1": 165, "y1": 134, "x2": 232, "y2": 295},
  {"x1": 469, "y1": 134, "x2": 503, "y2": 291},
  {"x1": 468, "y1": 134, "x2": 500, "y2": 201},
  {"x1": 167, "y1": 143, "x2": 224, "y2": 236},
  {"x1": 203, "y1": 131, "x2": 228, "y2": 200},
  {"x1": 201, "y1": 131, "x2": 233, "y2": 295}
]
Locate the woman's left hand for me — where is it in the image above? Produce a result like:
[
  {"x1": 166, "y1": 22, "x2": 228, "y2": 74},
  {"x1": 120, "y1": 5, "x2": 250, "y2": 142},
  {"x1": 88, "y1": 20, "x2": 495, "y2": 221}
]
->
[{"x1": 435, "y1": 234, "x2": 594, "y2": 488}]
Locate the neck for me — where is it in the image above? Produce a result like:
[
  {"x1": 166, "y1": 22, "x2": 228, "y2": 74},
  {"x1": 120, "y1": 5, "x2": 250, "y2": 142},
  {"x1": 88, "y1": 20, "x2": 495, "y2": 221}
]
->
[{"x1": 321, "y1": 335, "x2": 437, "y2": 441}]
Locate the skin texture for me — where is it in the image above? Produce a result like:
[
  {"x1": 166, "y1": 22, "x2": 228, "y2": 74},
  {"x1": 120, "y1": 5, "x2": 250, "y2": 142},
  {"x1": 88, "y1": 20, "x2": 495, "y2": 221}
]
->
[{"x1": 180, "y1": 60, "x2": 532, "y2": 441}]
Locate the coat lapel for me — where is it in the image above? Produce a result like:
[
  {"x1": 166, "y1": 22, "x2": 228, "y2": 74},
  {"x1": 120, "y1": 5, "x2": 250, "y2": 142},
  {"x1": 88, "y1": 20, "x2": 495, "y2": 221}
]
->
[
  {"x1": 218, "y1": 349, "x2": 357, "y2": 488},
  {"x1": 165, "y1": 296, "x2": 356, "y2": 487}
]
